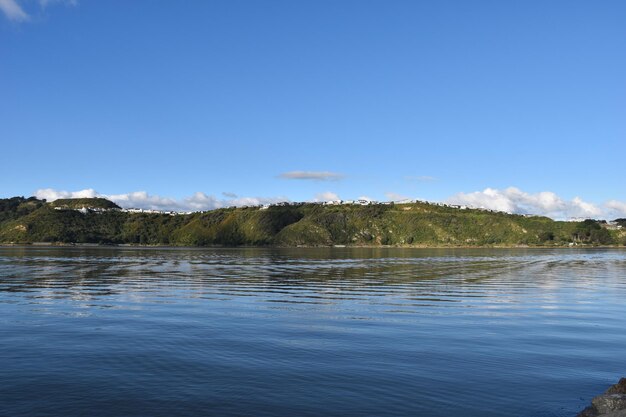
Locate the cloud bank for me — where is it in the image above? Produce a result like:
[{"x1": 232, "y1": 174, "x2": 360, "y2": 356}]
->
[
  {"x1": 34, "y1": 189, "x2": 289, "y2": 212},
  {"x1": 446, "y1": 187, "x2": 623, "y2": 220},
  {"x1": 606, "y1": 200, "x2": 626, "y2": 216},
  {"x1": 278, "y1": 171, "x2": 344, "y2": 181},
  {"x1": 32, "y1": 186, "x2": 626, "y2": 220}
]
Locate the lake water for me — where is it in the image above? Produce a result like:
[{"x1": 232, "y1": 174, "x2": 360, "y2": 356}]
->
[{"x1": 0, "y1": 247, "x2": 625, "y2": 417}]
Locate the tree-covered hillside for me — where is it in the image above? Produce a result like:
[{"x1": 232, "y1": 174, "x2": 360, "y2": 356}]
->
[
  {"x1": 0, "y1": 197, "x2": 624, "y2": 246},
  {"x1": 50, "y1": 198, "x2": 121, "y2": 210}
]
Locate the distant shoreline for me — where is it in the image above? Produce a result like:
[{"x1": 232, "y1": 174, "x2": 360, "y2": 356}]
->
[
  {"x1": 3, "y1": 197, "x2": 624, "y2": 248},
  {"x1": 1, "y1": 242, "x2": 624, "y2": 250}
]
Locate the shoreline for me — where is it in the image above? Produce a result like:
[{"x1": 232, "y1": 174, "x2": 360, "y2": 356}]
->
[{"x1": 1, "y1": 242, "x2": 624, "y2": 250}]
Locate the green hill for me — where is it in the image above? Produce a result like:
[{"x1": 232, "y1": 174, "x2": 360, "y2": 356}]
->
[
  {"x1": 50, "y1": 198, "x2": 121, "y2": 210},
  {"x1": 0, "y1": 197, "x2": 624, "y2": 246}
]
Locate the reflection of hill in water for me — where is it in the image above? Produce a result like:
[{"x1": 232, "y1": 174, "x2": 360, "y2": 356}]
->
[{"x1": 1, "y1": 247, "x2": 624, "y2": 308}]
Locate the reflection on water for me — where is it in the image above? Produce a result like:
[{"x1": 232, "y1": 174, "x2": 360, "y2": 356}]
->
[{"x1": 0, "y1": 247, "x2": 625, "y2": 417}]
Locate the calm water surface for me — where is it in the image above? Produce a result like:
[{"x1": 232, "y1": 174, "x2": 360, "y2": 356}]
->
[{"x1": 1, "y1": 247, "x2": 625, "y2": 416}]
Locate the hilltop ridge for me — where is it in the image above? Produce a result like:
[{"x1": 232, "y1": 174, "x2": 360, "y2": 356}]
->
[
  {"x1": 0, "y1": 196, "x2": 624, "y2": 247},
  {"x1": 50, "y1": 198, "x2": 121, "y2": 210}
]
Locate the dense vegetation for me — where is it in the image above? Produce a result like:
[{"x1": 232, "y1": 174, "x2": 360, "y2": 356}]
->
[
  {"x1": 50, "y1": 198, "x2": 121, "y2": 209},
  {"x1": 0, "y1": 197, "x2": 45, "y2": 224},
  {"x1": 1, "y1": 197, "x2": 624, "y2": 247}
]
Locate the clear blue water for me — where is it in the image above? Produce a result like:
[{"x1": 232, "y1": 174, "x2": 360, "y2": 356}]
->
[{"x1": 0, "y1": 247, "x2": 625, "y2": 417}]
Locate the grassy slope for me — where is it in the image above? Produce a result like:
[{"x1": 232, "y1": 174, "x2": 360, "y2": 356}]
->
[{"x1": 0, "y1": 198, "x2": 624, "y2": 246}]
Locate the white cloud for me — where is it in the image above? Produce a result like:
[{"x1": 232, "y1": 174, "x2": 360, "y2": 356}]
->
[
  {"x1": 0, "y1": 0, "x2": 76, "y2": 22},
  {"x1": 385, "y1": 192, "x2": 410, "y2": 202},
  {"x1": 0, "y1": 0, "x2": 29, "y2": 21},
  {"x1": 570, "y1": 196, "x2": 603, "y2": 218},
  {"x1": 29, "y1": 186, "x2": 626, "y2": 220},
  {"x1": 106, "y1": 191, "x2": 181, "y2": 211},
  {"x1": 314, "y1": 191, "x2": 340, "y2": 202},
  {"x1": 227, "y1": 196, "x2": 287, "y2": 208},
  {"x1": 606, "y1": 200, "x2": 626, "y2": 219},
  {"x1": 222, "y1": 192, "x2": 238, "y2": 198},
  {"x1": 35, "y1": 188, "x2": 99, "y2": 200},
  {"x1": 279, "y1": 171, "x2": 343, "y2": 181},
  {"x1": 447, "y1": 187, "x2": 605, "y2": 220},
  {"x1": 34, "y1": 188, "x2": 288, "y2": 212}
]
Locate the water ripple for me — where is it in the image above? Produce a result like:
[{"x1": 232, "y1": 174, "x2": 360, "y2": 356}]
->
[{"x1": 0, "y1": 247, "x2": 625, "y2": 417}]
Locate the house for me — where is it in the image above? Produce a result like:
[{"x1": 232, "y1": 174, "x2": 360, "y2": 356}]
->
[{"x1": 323, "y1": 200, "x2": 343, "y2": 206}]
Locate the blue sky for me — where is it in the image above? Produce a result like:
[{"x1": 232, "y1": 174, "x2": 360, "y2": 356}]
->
[{"x1": 1, "y1": 1, "x2": 625, "y2": 218}]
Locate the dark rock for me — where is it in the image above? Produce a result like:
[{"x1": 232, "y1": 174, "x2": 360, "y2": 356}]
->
[
  {"x1": 603, "y1": 411, "x2": 626, "y2": 417},
  {"x1": 577, "y1": 405, "x2": 599, "y2": 417},
  {"x1": 579, "y1": 380, "x2": 626, "y2": 416},
  {"x1": 607, "y1": 379, "x2": 626, "y2": 395},
  {"x1": 591, "y1": 394, "x2": 626, "y2": 415}
]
